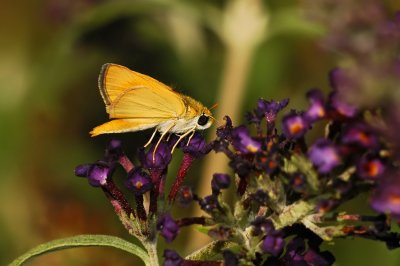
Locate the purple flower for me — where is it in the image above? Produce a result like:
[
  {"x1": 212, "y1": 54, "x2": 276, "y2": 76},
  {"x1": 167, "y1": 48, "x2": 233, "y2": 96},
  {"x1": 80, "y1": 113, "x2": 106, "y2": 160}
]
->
[
  {"x1": 304, "y1": 89, "x2": 326, "y2": 122},
  {"x1": 139, "y1": 141, "x2": 172, "y2": 170},
  {"x1": 231, "y1": 126, "x2": 261, "y2": 153},
  {"x1": 105, "y1": 139, "x2": 124, "y2": 162},
  {"x1": 316, "y1": 199, "x2": 339, "y2": 214},
  {"x1": 75, "y1": 164, "x2": 91, "y2": 177},
  {"x1": 357, "y1": 156, "x2": 385, "y2": 179},
  {"x1": 180, "y1": 133, "x2": 211, "y2": 157},
  {"x1": 176, "y1": 186, "x2": 193, "y2": 207},
  {"x1": 223, "y1": 250, "x2": 238, "y2": 266},
  {"x1": 75, "y1": 161, "x2": 112, "y2": 187},
  {"x1": 254, "y1": 150, "x2": 281, "y2": 175},
  {"x1": 371, "y1": 172, "x2": 400, "y2": 216},
  {"x1": 261, "y1": 231, "x2": 285, "y2": 257},
  {"x1": 251, "y1": 189, "x2": 269, "y2": 205},
  {"x1": 211, "y1": 173, "x2": 231, "y2": 193},
  {"x1": 208, "y1": 226, "x2": 233, "y2": 240},
  {"x1": 282, "y1": 237, "x2": 334, "y2": 266},
  {"x1": 329, "y1": 92, "x2": 358, "y2": 118},
  {"x1": 163, "y1": 249, "x2": 183, "y2": 266},
  {"x1": 282, "y1": 112, "x2": 308, "y2": 139},
  {"x1": 308, "y1": 139, "x2": 340, "y2": 174},
  {"x1": 216, "y1": 116, "x2": 233, "y2": 139},
  {"x1": 229, "y1": 156, "x2": 251, "y2": 178},
  {"x1": 329, "y1": 68, "x2": 351, "y2": 91},
  {"x1": 304, "y1": 249, "x2": 335, "y2": 266},
  {"x1": 199, "y1": 195, "x2": 219, "y2": 212},
  {"x1": 329, "y1": 68, "x2": 360, "y2": 115},
  {"x1": 157, "y1": 214, "x2": 179, "y2": 243},
  {"x1": 282, "y1": 237, "x2": 306, "y2": 263},
  {"x1": 328, "y1": 68, "x2": 358, "y2": 118},
  {"x1": 125, "y1": 168, "x2": 153, "y2": 196},
  {"x1": 251, "y1": 217, "x2": 274, "y2": 236},
  {"x1": 248, "y1": 98, "x2": 289, "y2": 125},
  {"x1": 342, "y1": 123, "x2": 379, "y2": 149},
  {"x1": 290, "y1": 172, "x2": 307, "y2": 192}
]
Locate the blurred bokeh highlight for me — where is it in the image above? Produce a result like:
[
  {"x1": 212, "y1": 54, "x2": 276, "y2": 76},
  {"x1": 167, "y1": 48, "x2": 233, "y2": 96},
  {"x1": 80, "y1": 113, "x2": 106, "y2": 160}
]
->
[{"x1": 1, "y1": 0, "x2": 400, "y2": 265}]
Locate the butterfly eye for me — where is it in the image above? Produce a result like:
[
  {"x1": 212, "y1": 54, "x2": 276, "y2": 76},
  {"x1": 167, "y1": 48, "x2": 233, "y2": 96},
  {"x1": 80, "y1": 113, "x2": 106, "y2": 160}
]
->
[{"x1": 197, "y1": 114, "x2": 209, "y2": 126}]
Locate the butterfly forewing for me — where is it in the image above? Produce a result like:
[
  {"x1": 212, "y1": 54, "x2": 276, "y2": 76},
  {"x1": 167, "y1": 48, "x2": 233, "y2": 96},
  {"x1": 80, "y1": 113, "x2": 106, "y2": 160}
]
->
[
  {"x1": 99, "y1": 63, "x2": 186, "y2": 119},
  {"x1": 108, "y1": 87, "x2": 185, "y2": 119}
]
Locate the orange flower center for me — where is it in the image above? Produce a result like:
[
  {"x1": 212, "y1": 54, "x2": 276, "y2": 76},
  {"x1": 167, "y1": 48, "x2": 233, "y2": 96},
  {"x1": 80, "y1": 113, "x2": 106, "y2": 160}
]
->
[{"x1": 289, "y1": 122, "x2": 304, "y2": 135}]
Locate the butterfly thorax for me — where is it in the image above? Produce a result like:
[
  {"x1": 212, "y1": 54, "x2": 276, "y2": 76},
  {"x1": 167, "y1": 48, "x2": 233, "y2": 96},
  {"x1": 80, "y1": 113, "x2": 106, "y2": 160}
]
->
[{"x1": 154, "y1": 95, "x2": 212, "y2": 134}]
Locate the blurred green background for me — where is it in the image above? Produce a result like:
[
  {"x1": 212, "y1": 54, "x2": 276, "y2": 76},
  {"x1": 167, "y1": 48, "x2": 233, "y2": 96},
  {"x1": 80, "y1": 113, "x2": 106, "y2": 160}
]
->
[{"x1": 2, "y1": 0, "x2": 400, "y2": 265}]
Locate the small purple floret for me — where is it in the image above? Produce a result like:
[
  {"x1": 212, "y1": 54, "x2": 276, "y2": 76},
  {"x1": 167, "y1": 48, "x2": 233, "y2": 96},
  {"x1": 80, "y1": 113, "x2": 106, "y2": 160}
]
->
[
  {"x1": 199, "y1": 195, "x2": 219, "y2": 212},
  {"x1": 282, "y1": 112, "x2": 308, "y2": 139},
  {"x1": 211, "y1": 173, "x2": 231, "y2": 192},
  {"x1": 261, "y1": 232, "x2": 285, "y2": 257},
  {"x1": 329, "y1": 92, "x2": 358, "y2": 118},
  {"x1": 163, "y1": 249, "x2": 183, "y2": 266},
  {"x1": 371, "y1": 173, "x2": 400, "y2": 215},
  {"x1": 157, "y1": 214, "x2": 179, "y2": 243},
  {"x1": 231, "y1": 126, "x2": 261, "y2": 153},
  {"x1": 140, "y1": 142, "x2": 172, "y2": 170},
  {"x1": 251, "y1": 217, "x2": 274, "y2": 236},
  {"x1": 180, "y1": 133, "x2": 210, "y2": 157},
  {"x1": 105, "y1": 139, "x2": 124, "y2": 161},
  {"x1": 177, "y1": 186, "x2": 193, "y2": 207},
  {"x1": 75, "y1": 164, "x2": 91, "y2": 177},
  {"x1": 87, "y1": 164, "x2": 110, "y2": 187},
  {"x1": 308, "y1": 139, "x2": 340, "y2": 173},
  {"x1": 357, "y1": 156, "x2": 385, "y2": 179},
  {"x1": 342, "y1": 123, "x2": 379, "y2": 149},
  {"x1": 305, "y1": 89, "x2": 326, "y2": 122},
  {"x1": 125, "y1": 168, "x2": 153, "y2": 196}
]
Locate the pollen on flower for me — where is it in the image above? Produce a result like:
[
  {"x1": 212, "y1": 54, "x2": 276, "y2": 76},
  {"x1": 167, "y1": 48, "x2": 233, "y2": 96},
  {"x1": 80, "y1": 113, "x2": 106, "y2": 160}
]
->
[
  {"x1": 389, "y1": 195, "x2": 400, "y2": 205},
  {"x1": 358, "y1": 157, "x2": 384, "y2": 179},
  {"x1": 247, "y1": 143, "x2": 260, "y2": 153},
  {"x1": 134, "y1": 181, "x2": 143, "y2": 189},
  {"x1": 289, "y1": 120, "x2": 304, "y2": 134},
  {"x1": 282, "y1": 112, "x2": 308, "y2": 139}
]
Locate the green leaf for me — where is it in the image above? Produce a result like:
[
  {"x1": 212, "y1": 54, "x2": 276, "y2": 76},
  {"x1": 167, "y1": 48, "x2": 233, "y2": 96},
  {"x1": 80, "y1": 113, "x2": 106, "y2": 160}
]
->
[
  {"x1": 185, "y1": 240, "x2": 236, "y2": 261},
  {"x1": 271, "y1": 200, "x2": 315, "y2": 229},
  {"x1": 8, "y1": 234, "x2": 150, "y2": 266},
  {"x1": 302, "y1": 215, "x2": 346, "y2": 241},
  {"x1": 284, "y1": 154, "x2": 320, "y2": 192}
]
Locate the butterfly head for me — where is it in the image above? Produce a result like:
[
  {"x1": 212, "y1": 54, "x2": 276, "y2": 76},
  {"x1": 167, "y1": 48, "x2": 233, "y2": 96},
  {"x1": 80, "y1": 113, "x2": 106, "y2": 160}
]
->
[{"x1": 195, "y1": 107, "x2": 213, "y2": 130}]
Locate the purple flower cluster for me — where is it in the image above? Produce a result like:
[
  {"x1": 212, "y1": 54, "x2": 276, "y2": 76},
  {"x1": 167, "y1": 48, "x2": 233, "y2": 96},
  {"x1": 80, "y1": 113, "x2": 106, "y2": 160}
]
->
[
  {"x1": 72, "y1": 4, "x2": 400, "y2": 265},
  {"x1": 75, "y1": 133, "x2": 223, "y2": 266},
  {"x1": 75, "y1": 74, "x2": 400, "y2": 264},
  {"x1": 76, "y1": 70, "x2": 400, "y2": 266},
  {"x1": 202, "y1": 68, "x2": 400, "y2": 264}
]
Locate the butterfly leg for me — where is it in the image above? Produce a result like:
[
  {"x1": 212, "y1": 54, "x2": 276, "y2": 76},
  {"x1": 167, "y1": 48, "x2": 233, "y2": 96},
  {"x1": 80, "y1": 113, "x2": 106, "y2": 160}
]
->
[
  {"x1": 171, "y1": 127, "x2": 196, "y2": 154},
  {"x1": 186, "y1": 130, "x2": 196, "y2": 146},
  {"x1": 153, "y1": 123, "x2": 175, "y2": 162},
  {"x1": 166, "y1": 133, "x2": 172, "y2": 142},
  {"x1": 144, "y1": 127, "x2": 158, "y2": 148}
]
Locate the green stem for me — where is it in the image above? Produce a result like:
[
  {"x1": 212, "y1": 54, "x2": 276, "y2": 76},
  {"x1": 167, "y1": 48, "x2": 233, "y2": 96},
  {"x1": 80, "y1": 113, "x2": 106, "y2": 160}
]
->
[
  {"x1": 235, "y1": 227, "x2": 251, "y2": 251},
  {"x1": 143, "y1": 240, "x2": 159, "y2": 266}
]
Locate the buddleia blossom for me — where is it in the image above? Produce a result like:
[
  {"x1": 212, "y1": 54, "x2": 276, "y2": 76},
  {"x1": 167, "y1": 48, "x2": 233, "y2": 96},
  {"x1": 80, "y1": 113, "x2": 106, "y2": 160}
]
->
[
  {"x1": 75, "y1": 40, "x2": 400, "y2": 266},
  {"x1": 308, "y1": 139, "x2": 340, "y2": 174}
]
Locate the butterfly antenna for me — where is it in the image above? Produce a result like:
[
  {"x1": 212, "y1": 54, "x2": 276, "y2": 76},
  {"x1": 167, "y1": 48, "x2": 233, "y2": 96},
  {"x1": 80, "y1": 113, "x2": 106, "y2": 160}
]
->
[{"x1": 209, "y1": 102, "x2": 218, "y2": 111}]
